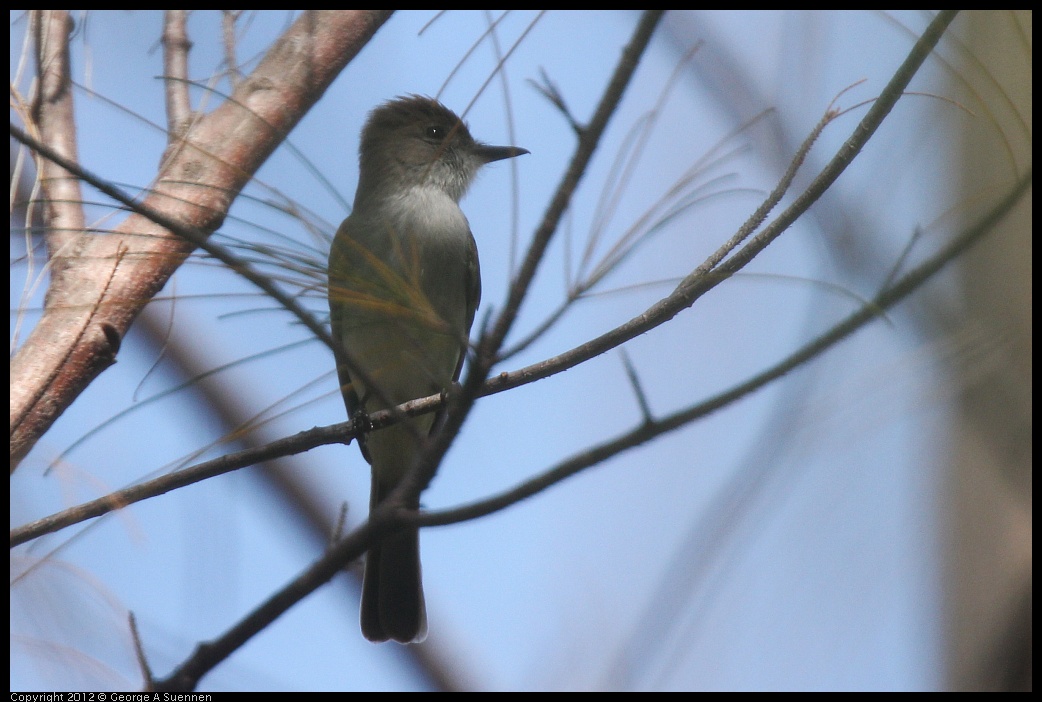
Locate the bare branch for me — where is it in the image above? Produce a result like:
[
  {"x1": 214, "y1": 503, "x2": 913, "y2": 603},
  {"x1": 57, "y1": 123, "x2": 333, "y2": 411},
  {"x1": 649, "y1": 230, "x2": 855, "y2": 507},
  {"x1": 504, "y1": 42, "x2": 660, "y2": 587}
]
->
[
  {"x1": 139, "y1": 143, "x2": 1026, "y2": 690},
  {"x1": 28, "y1": 10, "x2": 85, "y2": 289},
  {"x1": 10, "y1": 410, "x2": 354, "y2": 547},
  {"x1": 529, "y1": 66, "x2": 583, "y2": 135},
  {"x1": 12, "y1": 165, "x2": 1030, "y2": 550},
  {"x1": 10, "y1": 10, "x2": 393, "y2": 468},
  {"x1": 129, "y1": 612, "x2": 156, "y2": 691},
  {"x1": 491, "y1": 10, "x2": 962, "y2": 394},
  {"x1": 222, "y1": 11, "x2": 244, "y2": 91},
  {"x1": 620, "y1": 348, "x2": 653, "y2": 423},
  {"x1": 485, "y1": 11, "x2": 668, "y2": 362},
  {"x1": 386, "y1": 9, "x2": 668, "y2": 523},
  {"x1": 412, "y1": 167, "x2": 1032, "y2": 529},
  {"x1": 12, "y1": 10, "x2": 965, "y2": 550},
  {"x1": 161, "y1": 10, "x2": 193, "y2": 138}
]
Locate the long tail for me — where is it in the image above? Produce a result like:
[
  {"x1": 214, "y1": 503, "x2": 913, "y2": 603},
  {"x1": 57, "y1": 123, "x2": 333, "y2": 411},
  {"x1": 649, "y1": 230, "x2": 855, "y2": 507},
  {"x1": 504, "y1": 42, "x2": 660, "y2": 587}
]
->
[{"x1": 360, "y1": 475, "x2": 427, "y2": 643}]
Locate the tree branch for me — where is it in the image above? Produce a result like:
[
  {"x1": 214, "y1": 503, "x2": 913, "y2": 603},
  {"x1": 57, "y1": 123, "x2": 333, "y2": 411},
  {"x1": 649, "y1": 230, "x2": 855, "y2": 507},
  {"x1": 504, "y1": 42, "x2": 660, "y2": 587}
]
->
[
  {"x1": 412, "y1": 167, "x2": 1031, "y2": 528},
  {"x1": 10, "y1": 10, "x2": 966, "y2": 550},
  {"x1": 10, "y1": 10, "x2": 392, "y2": 468},
  {"x1": 28, "y1": 11, "x2": 85, "y2": 284}
]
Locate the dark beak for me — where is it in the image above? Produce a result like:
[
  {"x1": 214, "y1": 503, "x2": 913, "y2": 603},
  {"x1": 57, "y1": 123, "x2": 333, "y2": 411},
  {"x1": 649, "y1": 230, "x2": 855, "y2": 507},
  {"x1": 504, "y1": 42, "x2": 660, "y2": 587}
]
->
[{"x1": 474, "y1": 143, "x2": 530, "y2": 164}]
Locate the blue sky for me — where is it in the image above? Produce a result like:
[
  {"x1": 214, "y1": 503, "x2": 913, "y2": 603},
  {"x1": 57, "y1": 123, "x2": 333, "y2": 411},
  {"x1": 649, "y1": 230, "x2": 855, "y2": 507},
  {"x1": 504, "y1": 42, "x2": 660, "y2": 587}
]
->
[{"x1": 12, "y1": 10, "x2": 1016, "y2": 691}]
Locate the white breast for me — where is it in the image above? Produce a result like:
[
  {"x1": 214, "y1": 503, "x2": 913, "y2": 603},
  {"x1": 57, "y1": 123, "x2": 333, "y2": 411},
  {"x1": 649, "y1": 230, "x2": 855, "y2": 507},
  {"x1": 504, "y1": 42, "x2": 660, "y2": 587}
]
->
[{"x1": 389, "y1": 186, "x2": 471, "y2": 242}]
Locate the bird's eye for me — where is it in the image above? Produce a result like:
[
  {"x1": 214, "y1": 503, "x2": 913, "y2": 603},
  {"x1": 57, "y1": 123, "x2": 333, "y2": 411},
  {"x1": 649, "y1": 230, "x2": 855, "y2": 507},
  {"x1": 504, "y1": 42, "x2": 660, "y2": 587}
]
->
[{"x1": 425, "y1": 125, "x2": 444, "y2": 140}]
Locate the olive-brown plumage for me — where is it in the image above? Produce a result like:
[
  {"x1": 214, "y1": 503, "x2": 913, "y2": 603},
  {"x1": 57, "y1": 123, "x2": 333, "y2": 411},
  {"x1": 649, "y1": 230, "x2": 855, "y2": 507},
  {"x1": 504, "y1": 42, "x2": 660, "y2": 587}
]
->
[{"x1": 328, "y1": 96, "x2": 526, "y2": 643}]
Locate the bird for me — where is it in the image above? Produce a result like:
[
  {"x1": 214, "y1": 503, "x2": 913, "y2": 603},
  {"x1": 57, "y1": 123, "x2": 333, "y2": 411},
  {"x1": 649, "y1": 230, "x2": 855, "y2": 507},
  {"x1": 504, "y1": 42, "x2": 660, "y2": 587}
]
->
[{"x1": 328, "y1": 95, "x2": 527, "y2": 643}]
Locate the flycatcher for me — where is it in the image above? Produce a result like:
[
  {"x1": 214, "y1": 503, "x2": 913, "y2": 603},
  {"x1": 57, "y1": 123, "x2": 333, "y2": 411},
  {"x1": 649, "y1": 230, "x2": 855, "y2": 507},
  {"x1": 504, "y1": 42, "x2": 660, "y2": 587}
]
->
[{"x1": 328, "y1": 95, "x2": 527, "y2": 643}]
